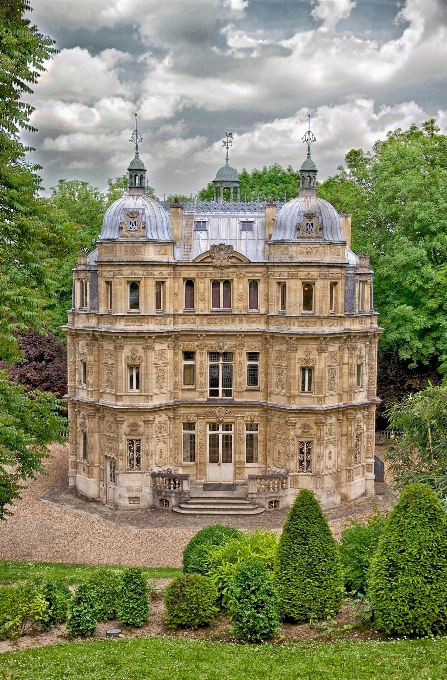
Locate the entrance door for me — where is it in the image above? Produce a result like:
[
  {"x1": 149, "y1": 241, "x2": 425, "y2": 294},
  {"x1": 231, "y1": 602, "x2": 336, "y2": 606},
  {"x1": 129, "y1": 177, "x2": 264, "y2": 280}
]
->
[{"x1": 207, "y1": 423, "x2": 234, "y2": 483}]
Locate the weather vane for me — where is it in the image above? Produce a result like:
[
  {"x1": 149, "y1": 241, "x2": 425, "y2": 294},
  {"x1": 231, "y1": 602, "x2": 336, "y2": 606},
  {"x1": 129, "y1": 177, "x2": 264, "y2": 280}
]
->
[
  {"x1": 130, "y1": 112, "x2": 143, "y2": 157},
  {"x1": 222, "y1": 131, "x2": 233, "y2": 165},
  {"x1": 302, "y1": 113, "x2": 316, "y2": 158}
]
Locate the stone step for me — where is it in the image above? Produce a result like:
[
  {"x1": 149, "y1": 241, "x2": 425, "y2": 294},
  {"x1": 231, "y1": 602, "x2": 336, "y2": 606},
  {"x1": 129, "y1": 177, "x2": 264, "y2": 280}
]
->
[
  {"x1": 188, "y1": 497, "x2": 252, "y2": 505},
  {"x1": 172, "y1": 496, "x2": 265, "y2": 515}
]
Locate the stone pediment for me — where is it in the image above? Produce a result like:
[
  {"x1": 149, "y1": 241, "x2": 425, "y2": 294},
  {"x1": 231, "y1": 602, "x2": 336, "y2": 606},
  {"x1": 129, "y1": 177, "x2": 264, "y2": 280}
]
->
[{"x1": 193, "y1": 244, "x2": 250, "y2": 268}]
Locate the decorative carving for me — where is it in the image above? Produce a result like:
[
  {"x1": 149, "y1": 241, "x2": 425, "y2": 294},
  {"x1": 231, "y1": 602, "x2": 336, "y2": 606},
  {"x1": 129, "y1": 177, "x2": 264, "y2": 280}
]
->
[
  {"x1": 155, "y1": 246, "x2": 167, "y2": 255},
  {"x1": 103, "y1": 350, "x2": 114, "y2": 362},
  {"x1": 300, "y1": 421, "x2": 314, "y2": 435},
  {"x1": 317, "y1": 338, "x2": 328, "y2": 353},
  {"x1": 154, "y1": 349, "x2": 167, "y2": 362},
  {"x1": 120, "y1": 210, "x2": 146, "y2": 238},
  {"x1": 127, "y1": 421, "x2": 141, "y2": 435},
  {"x1": 327, "y1": 368, "x2": 337, "y2": 392},
  {"x1": 327, "y1": 351, "x2": 338, "y2": 366},
  {"x1": 155, "y1": 366, "x2": 166, "y2": 391},
  {"x1": 207, "y1": 407, "x2": 231, "y2": 422},
  {"x1": 275, "y1": 351, "x2": 287, "y2": 364},
  {"x1": 297, "y1": 212, "x2": 323, "y2": 238},
  {"x1": 298, "y1": 349, "x2": 317, "y2": 366},
  {"x1": 125, "y1": 347, "x2": 143, "y2": 363},
  {"x1": 210, "y1": 243, "x2": 234, "y2": 269},
  {"x1": 274, "y1": 367, "x2": 286, "y2": 392},
  {"x1": 104, "y1": 366, "x2": 114, "y2": 391}
]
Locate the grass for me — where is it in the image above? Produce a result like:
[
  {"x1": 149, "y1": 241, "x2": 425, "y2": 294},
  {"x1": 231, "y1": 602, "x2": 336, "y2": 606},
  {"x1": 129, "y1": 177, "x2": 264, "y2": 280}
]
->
[
  {"x1": 0, "y1": 561, "x2": 181, "y2": 585},
  {"x1": 2, "y1": 636, "x2": 447, "y2": 679}
]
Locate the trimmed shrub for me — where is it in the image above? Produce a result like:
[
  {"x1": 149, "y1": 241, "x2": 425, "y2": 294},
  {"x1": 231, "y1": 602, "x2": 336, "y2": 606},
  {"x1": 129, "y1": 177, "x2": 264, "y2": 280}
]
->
[
  {"x1": 207, "y1": 529, "x2": 278, "y2": 608},
  {"x1": 0, "y1": 583, "x2": 48, "y2": 640},
  {"x1": 275, "y1": 489, "x2": 344, "y2": 623},
  {"x1": 66, "y1": 583, "x2": 98, "y2": 638},
  {"x1": 183, "y1": 525, "x2": 242, "y2": 574},
  {"x1": 164, "y1": 574, "x2": 218, "y2": 630},
  {"x1": 229, "y1": 558, "x2": 279, "y2": 642},
  {"x1": 42, "y1": 581, "x2": 71, "y2": 627},
  {"x1": 86, "y1": 568, "x2": 121, "y2": 621},
  {"x1": 368, "y1": 483, "x2": 447, "y2": 636},
  {"x1": 340, "y1": 507, "x2": 388, "y2": 594},
  {"x1": 118, "y1": 568, "x2": 150, "y2": 627}
]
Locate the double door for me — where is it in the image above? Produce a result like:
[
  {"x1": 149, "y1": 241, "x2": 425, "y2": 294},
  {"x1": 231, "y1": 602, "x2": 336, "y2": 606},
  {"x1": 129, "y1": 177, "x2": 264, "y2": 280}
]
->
[{"x1": 206, "y1": 423, "x2": 234, "y2": 483}]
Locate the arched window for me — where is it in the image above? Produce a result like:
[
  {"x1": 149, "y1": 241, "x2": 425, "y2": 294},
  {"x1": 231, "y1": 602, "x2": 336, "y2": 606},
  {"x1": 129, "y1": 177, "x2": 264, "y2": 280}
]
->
[
  {"x1": 211, "y1": 280, "x2": 232, "y2": 309},
  {"x1": 129, "y1": 282, "x2": 139, "y2": 310},
  {"x1": 248, "y1": 280, "x2": 259, "y2": 310},
  {"x1": 184, "y1": 280, "x2": 195, "y2": 309}
]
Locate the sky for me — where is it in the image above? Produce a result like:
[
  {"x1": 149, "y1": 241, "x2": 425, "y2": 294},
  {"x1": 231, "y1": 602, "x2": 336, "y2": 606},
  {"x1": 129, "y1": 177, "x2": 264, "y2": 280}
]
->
[{"x1": 26, "y1": 0, "x2": 447, "y2": 198}]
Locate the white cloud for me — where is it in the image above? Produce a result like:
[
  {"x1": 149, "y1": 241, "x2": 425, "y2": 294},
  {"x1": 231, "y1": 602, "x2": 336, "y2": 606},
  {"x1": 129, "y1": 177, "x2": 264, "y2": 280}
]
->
[
  {"x1": 311, "y1": 0, "x2": 356, "y2": 32},
  {"x1": 222, "y1": 0, "x2": 249, "y2": 17}
]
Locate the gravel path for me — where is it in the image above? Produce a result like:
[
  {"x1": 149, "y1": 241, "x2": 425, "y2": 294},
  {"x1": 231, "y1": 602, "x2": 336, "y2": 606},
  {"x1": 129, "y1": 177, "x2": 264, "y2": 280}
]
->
[{"x1": 0, "y1": 443, "x2": 395, "y2": 568}]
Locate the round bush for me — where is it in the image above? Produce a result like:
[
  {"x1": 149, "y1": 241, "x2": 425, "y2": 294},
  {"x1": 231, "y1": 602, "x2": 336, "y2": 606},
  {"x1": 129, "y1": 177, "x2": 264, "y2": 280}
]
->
[
  {"x1": 275, "y1": 489, "x2": 344, "y2": 623},
  {"x1": 229, "y1": 558, "x2": 279, "y2": 642},
  {"x1": 183, "y1": 525, "x2": 242, "y2": 574},
  {"x1": 118, "y1": 568, "x2": 150, "y2": 627},
  {"x1": 86, "y1": 568, "x2": 121, "y2": 621},
  {"x1": 368, "y1": 483, "x2": 447, "y2": 636},
  {"x1": 66, "y1": 583, "x2": 98, "y2": 638},
  {"x1": 164, "y1": 574, "x2": 218, "y2": 629}
]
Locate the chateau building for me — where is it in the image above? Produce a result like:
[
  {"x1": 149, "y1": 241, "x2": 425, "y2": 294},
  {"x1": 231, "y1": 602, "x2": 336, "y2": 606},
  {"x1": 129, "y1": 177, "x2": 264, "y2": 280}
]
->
[{"x1": 65, "y1": 123, "x2": 381, "y2": 512}]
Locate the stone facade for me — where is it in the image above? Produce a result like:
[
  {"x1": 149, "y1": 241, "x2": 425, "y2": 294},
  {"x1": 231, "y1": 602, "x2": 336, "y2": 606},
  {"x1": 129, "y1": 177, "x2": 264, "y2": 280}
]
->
[{"x1": 65, "y1": 148, "x2": 382, "y2": 511}]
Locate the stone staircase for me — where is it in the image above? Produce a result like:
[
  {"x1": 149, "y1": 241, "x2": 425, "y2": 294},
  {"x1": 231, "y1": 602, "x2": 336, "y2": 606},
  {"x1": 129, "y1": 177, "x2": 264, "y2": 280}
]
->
[{"x1": 172, "y1": 496, "x2": 265, "y2": 515}]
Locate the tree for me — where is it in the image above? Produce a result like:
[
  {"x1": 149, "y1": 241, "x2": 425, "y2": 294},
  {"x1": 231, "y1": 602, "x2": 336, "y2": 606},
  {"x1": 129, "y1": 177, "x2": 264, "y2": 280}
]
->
[
  {"x1": 386, "y1": 383, "x2": 447, "y2": 502},
  {"x1": 274, "y1": 489, "x2": 344, "y2": 623},
  {"x1": 198, "y1": 163, "x2": 300, "y2": 201},
  {"x1": 229, "y1": 558, "x2": 279, "y2": 642},
  {"x1": 318, "y1": 120, "x2": 447, "y2": 373},
  {"x1": 368, "y1": 483, "x2": 447, "y2": 636},
  {"x1": 0, "y1": 0, "x2": 67, "y2": 519}
]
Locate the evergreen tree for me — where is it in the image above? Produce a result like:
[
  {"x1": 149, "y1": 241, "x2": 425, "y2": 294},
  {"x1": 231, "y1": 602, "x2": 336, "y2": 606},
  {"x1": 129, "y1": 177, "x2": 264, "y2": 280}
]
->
[
  {"x1": 118, "y1": 568, "x2": 150, "y2": 627},
  {"x1": 275, "y1": 489, "x2": 344, "y2": 622},
  {"x1": 368, "y1": 483, "x2": 447, "y2": 636}
]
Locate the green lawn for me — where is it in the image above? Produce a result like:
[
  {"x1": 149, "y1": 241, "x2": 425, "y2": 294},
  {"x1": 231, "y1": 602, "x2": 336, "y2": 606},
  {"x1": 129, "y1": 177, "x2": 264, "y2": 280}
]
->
[
  {"x1": 0, "y1": 561, "x2": 181, "y2": 585},
  {"x1": 1, "y1": 636, "x2": 447, "y2": 679}
]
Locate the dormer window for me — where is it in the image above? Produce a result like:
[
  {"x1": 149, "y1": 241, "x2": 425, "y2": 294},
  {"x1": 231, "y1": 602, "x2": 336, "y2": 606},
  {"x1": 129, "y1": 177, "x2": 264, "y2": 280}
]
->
[
  {"x1": 240, "y1": 221, "x2": 254, "y2": 231},
  {"x1": 194, "y1": 221, "x2": 207, "y2": 231}
]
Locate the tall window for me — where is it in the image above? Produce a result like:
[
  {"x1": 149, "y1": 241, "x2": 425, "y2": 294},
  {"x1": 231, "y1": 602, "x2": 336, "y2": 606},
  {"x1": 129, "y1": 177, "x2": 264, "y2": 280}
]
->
[
  {"x1": 182, "y1": 423, "x2": 196, "y2": 462},
  {"x1": 248, "y1": 280, "x2": 259, "y2": 310},
  {"x1": 301, "y1": 367, "x2": 313, "y2": 392},
  {"x1": 105, "y1": 281, "x2": 112, "y2": 311},
  {"x1": 80, "y1": 361, "x2": 87, "y2": 386},
  {"x1": 128, "y1": 282, "x2": 139, "y2": 310},
  {"x1": 356, "y1": 364, "x2": 363, "y2": 388},
  {"x1": 155, "y1": 281, "x2": 164, "y2": 311},
  {"x1": 82, "y1": 432, "x2": 88, "y2": 462},
  {"x1": 246, "y1": 352, "x2": 260, "y2": 387},
  {"x1": 208, "y1": 423, "x2": 233, "y2": 463},
  {"x1": 245, "y1": 424, "x2": 259, "y2": 463},
  {"x1": 127, "y1": 439, "x2": 141, "y2": 470},
  {"x1": 184, "y1": 280, "x2": 195, "y2": 309},
  {"x1": 183, "y1": 352, "x2": 195, "y2": 386},
  {"x1": 79, "y1": 279, "x2": 88, "y2": 309},
  {"x1": 298, "y1": 441, "x2": 312, "y2": 472},
  {"x1": 354, "y1": 433, "x2": 361, "y2": 464},
  {"x1": 279, "y1": 283, "x2": 286, "y2": 312},
  {"x1": 358, "y1": 281, "x2": 366, "y2": 312},
  {"x1": 211, "y1": 280, "x2": 232, "y2": 309},
  {"x1": 209, "y1": 352, "x2": 233, "y2": 398},
  {"x1": 109, "y1": 458, "x2": 116, "y2": 484},
  {"x1": 128, "y1": 366, "x2": 140, "y2": 391},
  {"x1": 329, "y1": 282, "x2": 337, "y2": 313},
  {"x1": 302, "y1": 283, "x2": 314, "y2": 312}
]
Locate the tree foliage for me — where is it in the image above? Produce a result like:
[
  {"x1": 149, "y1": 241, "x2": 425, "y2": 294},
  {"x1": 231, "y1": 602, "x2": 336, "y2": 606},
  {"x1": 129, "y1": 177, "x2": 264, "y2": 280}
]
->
[
  {"x1": 229, "y1": 558, "x2": 279, "y2": 642},
  {"x1": 118, "y1": 568, "x2": 150, "y2": 627},
  {"x1": 198, "y1": 163, "x2": 300, "y2": 202},
  {"x1": 275, "y1": 489, "x2": 344, "y2": 623},
  {"x1": 368, "y1": 483, "x2": 447, "y2": 636},
  {"x1": 66, "y1": 583, "x2": 98, "y2": 638},
  {"x1": 340, "y1": 507, "x2": 388, "y2": 594},
  {"x1": 164, "y1": 574, "x2": 218, "y2": 630},
  {"x1": 318, "y1": 120, "x2": 447, "y2": 371},
  {"x1": 182, "y1": 525, "x2": 242, "y2": 574}
]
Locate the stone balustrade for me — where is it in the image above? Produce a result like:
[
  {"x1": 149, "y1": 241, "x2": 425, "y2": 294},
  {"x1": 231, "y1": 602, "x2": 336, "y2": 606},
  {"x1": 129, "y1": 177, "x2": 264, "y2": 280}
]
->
[{"x1": 248, "y1": 473, "x2": 288, "y2": 494}]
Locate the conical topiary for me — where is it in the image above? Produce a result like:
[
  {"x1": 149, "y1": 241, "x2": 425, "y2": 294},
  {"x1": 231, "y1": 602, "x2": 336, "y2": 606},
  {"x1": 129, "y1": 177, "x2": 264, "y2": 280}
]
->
[
  {"x1": 274, "y1": 489, "x2": 344, "y2": 622},
  {"x1": 368, "y1": 483, "x2": 447, "y2": 636}
]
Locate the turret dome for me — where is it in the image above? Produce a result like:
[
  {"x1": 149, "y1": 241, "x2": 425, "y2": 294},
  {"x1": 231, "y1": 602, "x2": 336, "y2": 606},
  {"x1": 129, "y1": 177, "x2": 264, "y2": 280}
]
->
[
  {"x1": 99, "y1": 193, "x2": 173, "y2": 241},
  {"x1": 214, "y1": 164, "x2": 239, "y2": 182}
]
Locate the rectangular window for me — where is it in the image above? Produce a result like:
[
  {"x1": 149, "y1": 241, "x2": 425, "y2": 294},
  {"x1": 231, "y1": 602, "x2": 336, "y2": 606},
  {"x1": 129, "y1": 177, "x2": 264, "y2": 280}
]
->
[
  {"x1": 155, "y1": 281, "x2": 164, "y2": 311},
  {"x1": 245, "y1": 423, "x2": 259, "y2": 463},
  {"x1": 109, "y1": 459, "x2": 116, "y2": 484},
  {"x1": 356, "y1": 364, "x2": 363, "y2": 388},
  {"x1": 358, "y1": 281, "x2": 366, "y2": 312},
  {"x1": 183, "y1": 351, "x2": 195, "y2": 386},
  {"x1": 80, "y1": 361, "x2": 87, "y2": 386},
  {"x1": 82, "y1": 431, "x2": 88, "y2": 462},
  {"x1": 128, "y1": 282, "x2": 139, "y2": 310},
  {"x1": 127, "y1": 439, "x2": 141, "y2": 471},
  {"x1": 248, "y1": 280, "x2": 259, "y2": 310},
  {"x1": 354, "y1": 433, "x2": 361, "y2": 464},
  {"x1": 79, "y1": 279, "x2": 88, "y2": 309},
  {"x1": 211, "y1": 280, "x2": 232, "y2": 309},
  {"x1": 182, "y1": 423, "x2": 196, "y2": 463},
  {"x1": 240, "y1": 221, "x2": 254, "y2": 231},
  {"x1": 184, "y1": 280, "x2": 195, "y2": 309},
  {"x1": 279, "y1": 283, "x2": 286, "y2": 312},
  {"x1": 246, "y1": 352, "x2": 260, "y2": 387},
  {"x1": 301, "y1": 367, "x2": 313, "y2": 392},
  {"x1": 298, "y1": 441, "x2": 312, "y2": 472},
  {"x1": 209, "y1": 352, "x2": 233, "y2": 398},
  {"x1": 302, "y1": 283, "x2": 315, "y2": 312},
  {"x1": 208, "y1": 423, "x2": 233, "y2": 464},
  {"x1": 128, "y1": 365, "x2": 140, "y2": 391},
  {"x1": 329, "y1": 282, "x2": 337, "y2": 313},
  {"x1": 105, "y1": 281, "x2": 112, "y2": 311},
  {"x1": 194, "y1": 220, "x2": 207, "y2": 231}
]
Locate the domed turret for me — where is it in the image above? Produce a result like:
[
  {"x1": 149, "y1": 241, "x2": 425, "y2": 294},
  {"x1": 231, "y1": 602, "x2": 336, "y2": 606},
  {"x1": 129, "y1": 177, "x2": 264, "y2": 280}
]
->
[{"x1": 212, "y1": 131, "x2": 241, "y2": 201}]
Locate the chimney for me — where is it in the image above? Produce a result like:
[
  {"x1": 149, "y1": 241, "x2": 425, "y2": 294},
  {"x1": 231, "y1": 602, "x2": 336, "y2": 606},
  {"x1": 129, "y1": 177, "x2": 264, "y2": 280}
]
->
[{"x1": 339, "y1": 210, "x2": 351, "y2": 249}]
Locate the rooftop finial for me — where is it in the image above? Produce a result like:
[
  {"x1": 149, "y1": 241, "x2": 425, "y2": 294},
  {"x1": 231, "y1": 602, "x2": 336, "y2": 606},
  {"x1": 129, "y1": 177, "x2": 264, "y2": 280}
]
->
[
  {"x1": 130, "y1": 112, "x2": 143, "y2": 157},
  {"x1": 222, "y1": 131, "x2": 233, "y2": 166},
  {"x1": 302, "y1": 113, "x2": 316, "y2": 159}
]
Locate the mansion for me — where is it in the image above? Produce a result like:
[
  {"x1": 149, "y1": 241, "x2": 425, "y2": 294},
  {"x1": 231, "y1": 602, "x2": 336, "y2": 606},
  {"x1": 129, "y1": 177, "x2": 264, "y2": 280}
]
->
[{"x1": 65, "y1": 130, "x2": 382, "y2": 512}]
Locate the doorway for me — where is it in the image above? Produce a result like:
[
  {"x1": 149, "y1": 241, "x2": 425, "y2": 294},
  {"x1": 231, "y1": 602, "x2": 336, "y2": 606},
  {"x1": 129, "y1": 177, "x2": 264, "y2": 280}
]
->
[{"x1": 206, "y1": 422, "x2": 234, "y2": 483}]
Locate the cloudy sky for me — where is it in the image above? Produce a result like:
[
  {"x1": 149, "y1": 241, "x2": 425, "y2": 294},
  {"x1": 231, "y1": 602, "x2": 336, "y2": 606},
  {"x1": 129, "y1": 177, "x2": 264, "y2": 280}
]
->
[{"x1": 26, "y1": 0, "x2": 447, "y2": 197}]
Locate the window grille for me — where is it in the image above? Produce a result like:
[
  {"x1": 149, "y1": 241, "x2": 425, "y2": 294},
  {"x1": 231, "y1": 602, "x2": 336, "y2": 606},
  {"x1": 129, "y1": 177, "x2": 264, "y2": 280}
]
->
[
  {"x1": 246, "y1": 352, "x2": 260, "y2": 387},
  {"x1": 127, "y1": 439, "x2": 141, "y2": 471},
  {"x1": 298, "y1": 441, "x2": 312, "y2": 472}
]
